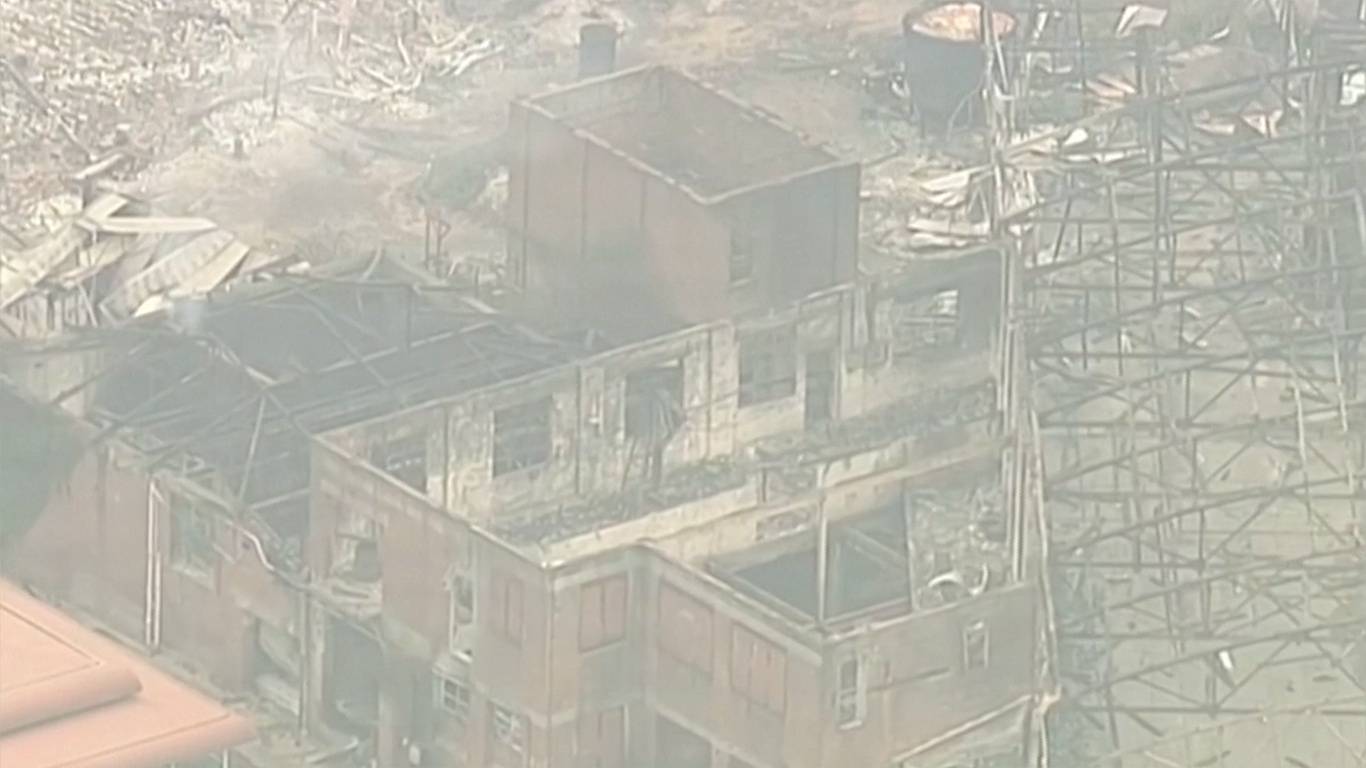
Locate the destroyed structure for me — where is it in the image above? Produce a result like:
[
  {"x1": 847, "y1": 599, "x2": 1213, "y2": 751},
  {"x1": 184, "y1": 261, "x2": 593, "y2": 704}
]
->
[
  {"x1": 2, "y1": 62, "x2": 1030, "y2": 768},
  {"x1": 1008, "y1": 7, "x2": 1366, "y2": 768},
  {"x1": 0, "y1": 191, "x2": 280, "y2": 339},
  {"x1": 6, "y1": 1, "x2": 1366, "y2": 768},
  {"x1": 507, "y1": 66, "x2": 861, "y2": 337}
]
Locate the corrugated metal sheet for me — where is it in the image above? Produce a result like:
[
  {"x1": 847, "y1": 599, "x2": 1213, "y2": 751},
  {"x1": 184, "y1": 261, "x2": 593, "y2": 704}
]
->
[
  {"x1": 0, "y1": 226, "x2": 86, "y2": 310},
  {"x1": 92, "y1": 216, "x2": 219, "y2": 236},
  {"x1": 100, "y1": 230, "x2": 236, "y2": 319}
]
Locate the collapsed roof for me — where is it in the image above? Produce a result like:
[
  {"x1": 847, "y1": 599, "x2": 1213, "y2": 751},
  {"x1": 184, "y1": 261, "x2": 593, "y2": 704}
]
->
[{"x1": 1, "y1": 251, "x2": 580, "y2": 569}]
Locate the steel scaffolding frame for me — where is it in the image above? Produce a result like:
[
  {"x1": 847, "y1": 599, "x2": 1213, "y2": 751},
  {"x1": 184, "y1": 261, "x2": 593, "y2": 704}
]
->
[{"x1": 978, "y1": 4, "x2": 1366, "y2": 765}]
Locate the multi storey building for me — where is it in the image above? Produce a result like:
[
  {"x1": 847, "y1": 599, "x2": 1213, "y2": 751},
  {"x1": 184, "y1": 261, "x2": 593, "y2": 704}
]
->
[{"x1": 1, "y1": 66, "x2": 1040, "y2": 768}]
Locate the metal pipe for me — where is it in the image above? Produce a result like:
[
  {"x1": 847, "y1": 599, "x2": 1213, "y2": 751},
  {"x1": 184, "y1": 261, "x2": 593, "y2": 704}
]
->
[
  {"x1": 143, "y1": 476, "x2": 163, "y2": 650},
  {"x1": 815, "y1": 463, "x2": 830, "y2": 628}
]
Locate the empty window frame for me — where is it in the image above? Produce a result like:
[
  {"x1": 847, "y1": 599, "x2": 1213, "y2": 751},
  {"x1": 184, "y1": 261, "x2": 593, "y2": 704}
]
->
[
  {"x1": 963, "y1": 620, "x2": 989, "y2": 671},
  {"x1": 890, "y1": 288, "x2": 960, "y2": 356},
  {"x1": 737, "y1": 326, "x2": 797, "y2": 407},
  {"x1": 170, "y1": 497, "x2": 216, "y2": 578},
  {"x1": 492, "y1": 571, "x2": 525, "y2": 645},
  {"x1": 493, "y1": 397, "x2": 552, "y2": 477},
  {"x1": 729, "y1": 223, "x2": 755, "y2": 284},
  {"x1": 803, "y1": 348, "x2": 835, "y2": 427},
  {"x1": 446, "y1": 570, "x2": 475, "y2": 656},
  {"x1": 580, "y1": 575, "x2": 628, "y2": 651},
  {"x1": 624, "y1": 362, "x2": 685, "y2": 443},
  {"x1": 491, "y1": 702, "x2": 528, "y2": 757},
  {"x1": 576, "y1": 705, "x2": 626, "y2": 768},
  {"x1": 730, "y1": 624, "x2": 787, "y2": 713},
  {"x1": 434, "y1": 674, "x2": 471, "y2": 725},
  {"x1": 834, "y1": 655, "x2": 866, "y2": 728},
  {"x1": 371, "y1": 433, "x2": 427, "y2": 492},
  {"x1": 657, "y1": 583, "x2": 713, "y2": 673},
  {"x1": 331, "y1": 509, "x2": 380, "y2": 580}
]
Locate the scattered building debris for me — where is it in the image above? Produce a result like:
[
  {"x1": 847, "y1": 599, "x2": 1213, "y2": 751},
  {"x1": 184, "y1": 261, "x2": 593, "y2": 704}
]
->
[{"x1": 0, "y1": 192, "x2": 278, "y2": 338}]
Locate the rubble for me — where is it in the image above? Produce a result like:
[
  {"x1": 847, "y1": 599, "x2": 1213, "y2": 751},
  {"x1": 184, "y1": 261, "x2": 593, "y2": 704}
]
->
[
  {"x1": 905, "y1": 2, "x2": 1017, "y2": 42},
  {"x1": 2, "y1": 0, "x2": 249, "y2": 230},
  {"x1": 755, "y1": 378, "x2": 997, "y2": 467},
  {"x1": 1, "y1": 0, "x2": 530, "y2": 247},
  {"x1": 18, "y1": 1, "x2": 1366, "y2": 767},
  {"x1": 0, "y1": 192, "x2": 278, "y2": 338},
  {"x1": 491, "y1": 458, "x2": 750, "y2": 546}
]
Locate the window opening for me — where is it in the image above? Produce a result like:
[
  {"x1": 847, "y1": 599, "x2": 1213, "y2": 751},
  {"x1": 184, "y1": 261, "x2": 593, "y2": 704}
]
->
[
  {"x1": 804, "y1": 348, "x2": 835, "y2": 427},
  {"x1": 963, "y1": 621, "x2": 989, "y2": 670},
  {"x1": 738, "y1": 326, "x2": 796, "y2": 407},
  {"x1": 492, "y1": 703, "x2": 527, "y2": 754},
  {"x1": 371, "y1": 433, "x2": 426, "y2": 492},
  {"x1": 891, "y1": 288, "x2": 961, "y2": 357},
  {"x1": 624, "y1": 362, "x2": 685, "y2": 483},
  {"x1": 835, "y1": 655, "x2": 866, "y2": 728},
  {"x1": 493, "y1": 397, "x2": 552, "y2": 477},
  {"x1": 435, "y1": 674, "x2": 471, "y2": 724},
  {"x1": 171, "y1": 497, "x2": 216, "y2": 579},
  {"x1": 446, "y1": 568, "x2": 475, "y2": 657},
  {"x1": 331, "y1": 509, "x2": 380, "y2": 581},
  {"x1": 729, "y1": 223, "x2": 755, "y2": 284}
]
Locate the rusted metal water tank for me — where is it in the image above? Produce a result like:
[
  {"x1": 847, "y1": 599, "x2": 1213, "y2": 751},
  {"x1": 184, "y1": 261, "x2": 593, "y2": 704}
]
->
[
  {"x1": 902, "y1": 2, "x2": 1017, "y2": 135},
  {"x1": 578, "y1": 22, "x2": 619, "y2": 79}
]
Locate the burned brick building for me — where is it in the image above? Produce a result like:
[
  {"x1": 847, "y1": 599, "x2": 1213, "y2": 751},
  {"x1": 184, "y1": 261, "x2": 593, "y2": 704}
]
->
[
  {"x1": 311, "y1": 279, "x2": 1031, "y2": 768},
  {"x1": 308, "y1": 67, "x2": 1033, "y2": 768},
  {"x1": 1, "y1": 66, "x2": 1038, "y2": 768},
  {"x1": 506, "y1": 66, "x2": 862, "y2": 338}
]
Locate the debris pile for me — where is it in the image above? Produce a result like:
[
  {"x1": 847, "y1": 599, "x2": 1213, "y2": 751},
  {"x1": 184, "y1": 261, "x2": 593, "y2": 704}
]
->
[
  {"x1": 493, "y1": 458, "x2": 750, "y2": 546},
  {"x1": 307, "y1": 15, "x2": 505, "y2": 122},
  {"x1": 0, "y1": 192, "x2": 279, "y2": 338},
  {"x1": 2, "y1": 0, "x2": 521, "y2": 239},
  {"x1": 2, "y1": 0, "x2": 251, "y2": 230},
  {"x1": 908, "y1": 479, "x2": 1008, "y2": 608}
]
